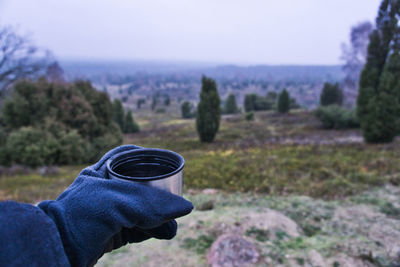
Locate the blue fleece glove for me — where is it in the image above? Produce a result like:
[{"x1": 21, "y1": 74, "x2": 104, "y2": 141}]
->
[{"x1": 38, "y1": 145, "x2": 193, "y2": 267}]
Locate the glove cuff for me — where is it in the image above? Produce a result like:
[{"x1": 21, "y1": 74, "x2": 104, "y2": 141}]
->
[
  {"x1": 0, "y1": 201, "x2": 70, "y2": 266},
  {"x1": 38, "y1": 200, "x2": 98, "y2": 267}
]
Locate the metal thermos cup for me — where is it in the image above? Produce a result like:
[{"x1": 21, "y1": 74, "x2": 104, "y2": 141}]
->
[{"x1": 106, "y1": 148, "x2": 184, "y2": 196}]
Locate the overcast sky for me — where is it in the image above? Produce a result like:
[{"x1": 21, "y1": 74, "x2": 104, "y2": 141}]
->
[{"x1": 1, "y1": 0, "x2": 381, "y2": 65}]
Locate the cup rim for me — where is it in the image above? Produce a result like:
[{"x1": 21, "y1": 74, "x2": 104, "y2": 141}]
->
[{"x1": 106, "y1": 148, "x2": 185, "y2": 181}]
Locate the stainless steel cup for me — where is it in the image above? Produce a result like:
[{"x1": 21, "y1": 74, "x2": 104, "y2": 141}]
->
[{"x1": 106, "y1": 148, "x2": 184, "y2": 196}]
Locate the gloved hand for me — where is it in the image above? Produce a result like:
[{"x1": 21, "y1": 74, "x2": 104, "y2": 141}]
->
[{"x1": 38, "y1": 145, "x2": 193, "y2": 267}]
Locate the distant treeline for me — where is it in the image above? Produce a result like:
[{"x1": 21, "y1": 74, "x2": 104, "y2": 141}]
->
[
  {"x1": 243, "y1": 91, "x2": 300, "y2": 112},
  {"x1": 62, "y1": 62, "x2": 343, "y2": 86},
  {"x1": 0, "y1": 79, "x2": 139, "y2": 167},
  {"x1": 62, "y1": 62, "x2": 343, "y2": 109}
]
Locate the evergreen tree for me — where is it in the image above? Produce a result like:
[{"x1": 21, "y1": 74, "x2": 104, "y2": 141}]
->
[
  {"x1": 112, "y1": 99, "x2": 125, "y2": 130},
  {"x1": 290, "y1": 98, "x2": 301, "y2": 109},
  {"x1": 266, "y1": 91, "x2": 278, "y2": 102},
  {"x1": 320, "y1": 83, "x2": 343, "y2": 106},
  {"x1": 151, "y1": 95, "x2": 158, "y2": 111},
  {"x1": 266, "y1": 91, "x2": 278, "y2": 109},
  {"x1": 181, "y1": 101, "x2": 195, "y2": 119},
  {"x1": 277, "y1": 89, "x2": 290, "y2": 113},
  {"x1": 357, "y1": 31, "x2": 382, "y2": 123},
  {"x1": 362, "y1": 51, "x2": 400, "y2": 142},
  {"x1": 123, "y1": 110, "x2": 140, "y2": 133},
  {"x1": 196, "y1": 76, "x2": 221, "y2": 142},
  {"x1": 357, "y1": 0, "x2": 400, "y2": 143},
  {"x1": 164, "y1": 95, "x2": 170, "y2": 106},
  {"x1": 254, "y1": 96, "x2": 272, "y2": 111},
  {"x1": 224, "y1": 94, "x2": 239, "y2": 114},
  {"x1": 244, "y1": 94, "x2": 257, "y2": 112},
  {"x1": 137, "y1": 98, "x2": 145, "y2": 109}
]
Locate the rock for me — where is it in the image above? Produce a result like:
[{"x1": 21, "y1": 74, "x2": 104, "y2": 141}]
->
[
  {"x1": 207, "y1": 234, "x2": 259, "y2": 267},
  {"x1": 333, "y1": 205, "x2": 380, "y2": 222},
  {"x1": 6, "y1": 165, "x2": 32, "y2": 175},
  {"x1": 308, "y1": 250, "x2": 325, "y2": 267},
  {"x1": 369, "y1": 221, "x2": 400, "y2": 260},
  {"x1": 327, "y1": 254, "x2": 376, "y2": 267},
  {"x1": 242, "y1": 209, "x2": 300, "y2": 239},
  {"x1": 196, "y1": 200, "x2": 215, "y2": 211},
  {"x1": 37, "y1": 166, "x2": 60, "y2": 176},
  {"x1": 202, "y1": 188, "x2": 219, "y2": 195},
  {"x1": 187, "y1": 189, "x2": 201, "y2": 194},
  {"x1": 209, "y1": 222, "x2": 242, "y2": 237},
  {"x1": 332, "y1": 205, "x2": 400, "y2": 261}
]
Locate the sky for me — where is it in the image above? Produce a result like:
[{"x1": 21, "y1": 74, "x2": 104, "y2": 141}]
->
[{"x1": 0, "y1": 0, "x2": 382, "y2": 65}]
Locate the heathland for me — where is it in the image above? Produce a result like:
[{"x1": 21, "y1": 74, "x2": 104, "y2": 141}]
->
[{"x1": 1, "y1": 103, "x2": 399, "y2": 266}]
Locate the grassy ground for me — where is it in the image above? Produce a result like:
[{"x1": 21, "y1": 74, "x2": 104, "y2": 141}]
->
[
  {"x1": 0, "y1": 166, "x2": 82, "y2": 203},
  {"x1": 125, "y1": 110, "x2": 400, "y2": 199},
  {"x1": 0, "y1": 110, "x2": 399, "y2": 201}
]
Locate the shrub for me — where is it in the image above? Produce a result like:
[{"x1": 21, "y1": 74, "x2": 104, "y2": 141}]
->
[
  {"x1": 123, "y1": 111, "x2": 140, "y2": 133},
  {"x1": 5, "y1": 127, "x2": 94, "y2": 167},
  {"x1": 244, "y1": 94, "x2": 257, "y2": 112},
  {"x1": 315, "y1": 105, "x2": 360, "y2": 129},
  {"x1": 245, "y1": 112, "x2": 254, "y2": 121},
  {"x1": 137, "y1": 98, "x2": 145, "y2": 109},
  {"x1": 290, "y1": 98, "x2": 301, "y2": 109},
  {"x1": 151, "y1": 95, "x2": 158, "y2": 110},
  {"x1": 181, "y1": 101, "x2": 195, "y2": 119},
  {"x1": 244, "y1": 94, "x2": 274, "y2": 112},
  {"x1": 6, "y1": 127, "x2": 58, "y2": 167},
  {"x1": 320, "y1": 82, "x2": 343, "y2": 106},
  {"x1": 254, "y1": 96, "x2": 272, "y2": 111},
  {"x1": 0, "y1": 79, "x2": 124, "y2": 166},
  {"x1": 112, "y1": 99, "x2": 125, "y2": 130},
  {"x1": 58, "y1": 130, "x2": 90, "y2": 164},
  {"x1": 0, "y1": 129, "x2": 10, "y2": 165},
  {"x1": 164, "y1": 95, "x2": 170, "y2": 106},
  {"x1": 223, "y1": 93, "x2": 239, "y2": 114},
  {"x1": 90, "y1": 122, "x2": 123, "y2": 162}
]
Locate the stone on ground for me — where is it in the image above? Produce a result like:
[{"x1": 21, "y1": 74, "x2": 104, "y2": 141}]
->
[{"x1": 207, "y1": 234, "x2": 259, "y2": 267}]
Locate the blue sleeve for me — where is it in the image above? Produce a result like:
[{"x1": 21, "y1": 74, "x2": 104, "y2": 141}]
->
[{"x1": 0, "y1": 201, "x2": 70, "y2": 267}]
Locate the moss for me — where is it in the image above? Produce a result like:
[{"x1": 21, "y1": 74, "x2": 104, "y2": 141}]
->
[
  {"x1": 379, "y1": 202, "x2": 400, "y2": 218},
  {"x1": 296, "y1": 257, "x2": 305, "y2": 265},
  {"x1": 245, "y1": 227, "x2": 270, "y2": 242},
  {"x1": 180, "y1": 234, "x2": 216, "y2": 254},
  {"x1": 302, "y1": 224, "x2": 322, "y2": 237}
]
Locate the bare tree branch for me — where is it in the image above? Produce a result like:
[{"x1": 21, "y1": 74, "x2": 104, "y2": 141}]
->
[
  {"x1": 340, "y1": 21, "x2": 374, "y2": 106},
  {"x1": 0, "y1": 26, "x2": 49, "y2": 92}
]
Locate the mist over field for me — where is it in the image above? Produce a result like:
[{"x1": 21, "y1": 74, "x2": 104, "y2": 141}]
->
[{"x1": 60, "y1": 60, "x2": 344, "y2": 108}]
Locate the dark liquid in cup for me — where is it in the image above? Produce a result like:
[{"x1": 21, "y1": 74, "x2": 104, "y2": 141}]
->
[
  {"x1": 114, "y1": 162, "x2": 175, "y2": 177},
  {"x1": 112, "y1": 155, "x2": 179, "y2": 178}
]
